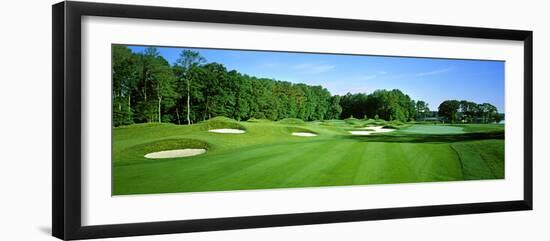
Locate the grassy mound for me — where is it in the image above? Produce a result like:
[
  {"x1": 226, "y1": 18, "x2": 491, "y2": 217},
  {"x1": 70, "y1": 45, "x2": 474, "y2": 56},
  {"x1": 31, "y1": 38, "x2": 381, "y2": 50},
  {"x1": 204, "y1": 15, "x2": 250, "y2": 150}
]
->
[
  {"x1": 247, "y1": 118, "x2": 272, "y2": 123},
  {"x1": 373, "y1": 119, "x2": 388, "y2": 126},
  {"x1": 202, "y1": 116, "x2": 246, "y2": 130},
  {"x1": 363, "y1": 119, "x2": 376, "y2": 125},
  {"x1": 286, "y1": 126, "x2": 318, "y2": 134},
  {"x1": 319, "y1": 122, "x2": 334, "y2": 126},
  {"x1": 319, "y1": 120, "x2": 345, "y2": 126},
  {"x1": 136, "y1": 138, "x2": 209, "y2": 153},
  {"x1": 383, "y1": 120, "x2": 406, "y2": 129},
  {"x1": 344, "y1": 117, "x2": 361, "y2": 125},
  {"x1": 277, "y1": 118, "x2": 305, "y2": 125}
]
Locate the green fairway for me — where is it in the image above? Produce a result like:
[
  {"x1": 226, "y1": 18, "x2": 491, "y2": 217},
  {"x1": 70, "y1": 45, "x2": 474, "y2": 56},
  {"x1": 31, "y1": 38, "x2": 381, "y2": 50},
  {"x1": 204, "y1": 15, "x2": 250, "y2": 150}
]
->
[{"x1": 112, "y1": 119, "x2": 505, "y2": 195}]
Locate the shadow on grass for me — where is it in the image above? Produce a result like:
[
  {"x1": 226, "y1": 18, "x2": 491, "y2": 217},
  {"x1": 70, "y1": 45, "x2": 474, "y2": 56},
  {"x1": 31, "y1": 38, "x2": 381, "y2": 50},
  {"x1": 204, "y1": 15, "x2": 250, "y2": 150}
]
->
[{"x1": 345, "y1": 131, "x2": 504, "y2": 143}]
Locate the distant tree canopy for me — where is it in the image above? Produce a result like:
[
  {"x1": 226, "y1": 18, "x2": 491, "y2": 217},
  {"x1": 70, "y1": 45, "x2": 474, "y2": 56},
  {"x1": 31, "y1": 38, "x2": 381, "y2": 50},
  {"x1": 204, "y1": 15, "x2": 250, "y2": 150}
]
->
[
  {"x1": 112, "y1": 45, "x2": 501, "y2": 126},
  {"x1": 438, "y1": 100, "x2": 500, "y2": 123},
  {"x1": 339, "y1": 89, "x2": 417, "y2": 122},
  {"x1": 415, "y1": 100, "x2": 430, "y2": 119},
  {"x1": 112, "y1": 46, "x2": 339, "y2": 126}
]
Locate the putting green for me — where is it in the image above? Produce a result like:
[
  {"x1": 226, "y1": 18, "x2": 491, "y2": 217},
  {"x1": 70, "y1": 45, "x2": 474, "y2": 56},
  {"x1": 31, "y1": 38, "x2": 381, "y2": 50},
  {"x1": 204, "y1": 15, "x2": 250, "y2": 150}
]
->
[
  {"x1": 112, "y1": 120, "x2": 504, "y2": 195},
  {"x1": 399, "y1": 125, "x2": 464, "y2": 134}
]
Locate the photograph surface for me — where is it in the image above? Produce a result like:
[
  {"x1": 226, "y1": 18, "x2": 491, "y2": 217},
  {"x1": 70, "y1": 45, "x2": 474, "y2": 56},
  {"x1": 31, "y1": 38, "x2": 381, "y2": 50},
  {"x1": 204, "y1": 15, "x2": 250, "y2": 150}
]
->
[{"x1": 112, "y1": 45, "x2": 505, "y2": 195}]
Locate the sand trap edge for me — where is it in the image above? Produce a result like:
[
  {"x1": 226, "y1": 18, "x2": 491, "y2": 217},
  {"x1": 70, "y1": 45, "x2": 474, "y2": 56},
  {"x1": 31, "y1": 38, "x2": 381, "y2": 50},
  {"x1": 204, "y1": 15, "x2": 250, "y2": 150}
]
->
[
  {"x1": 208, "y1": 129, "x2": 246, "y2": 134},
  {"x1": 350, "y1": 126, "x2": 396, "y2": 135},
  {"x1": 144, "y1": 149, "x2": 206, "y2": 159},
  {"x1": 292, "y1": 132, "x2": 317, "y2": 137}
]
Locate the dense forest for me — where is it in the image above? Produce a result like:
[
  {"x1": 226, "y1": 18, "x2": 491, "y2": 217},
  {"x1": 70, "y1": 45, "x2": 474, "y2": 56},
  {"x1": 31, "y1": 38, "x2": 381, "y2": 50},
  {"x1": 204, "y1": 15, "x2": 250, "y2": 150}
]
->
[{"x1": 112, "y1": 45, "x2": 502, "y2": 126}]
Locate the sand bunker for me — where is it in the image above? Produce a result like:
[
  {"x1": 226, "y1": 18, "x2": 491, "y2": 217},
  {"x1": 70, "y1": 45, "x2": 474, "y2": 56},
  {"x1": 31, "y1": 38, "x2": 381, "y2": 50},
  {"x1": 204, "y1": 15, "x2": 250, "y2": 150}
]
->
[
  {"x1": 350, "y1": 126, "x2": 396, "y2": 135},
  {"x1": 144, "y1": 149, "x2": 206, "y2": 159},
  {"x1": 349, "y1": 131, "x2": 373, "y2": 135},
  {"x1": 208, "y1": 129, "x2": 245, "y2": 134},
  {"x1": 292, "y1": 132, "x2": 317, "y2": 137}
]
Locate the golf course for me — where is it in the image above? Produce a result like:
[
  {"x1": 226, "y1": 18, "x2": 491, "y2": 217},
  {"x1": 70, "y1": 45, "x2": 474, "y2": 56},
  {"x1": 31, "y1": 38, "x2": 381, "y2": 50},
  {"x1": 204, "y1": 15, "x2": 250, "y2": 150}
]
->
[
  {"x1": 112, "y1": 117, "x2": 504, "y2": 195},
  {"x1": 111, "y1": 45, "x2": 505, "y2": 195}
]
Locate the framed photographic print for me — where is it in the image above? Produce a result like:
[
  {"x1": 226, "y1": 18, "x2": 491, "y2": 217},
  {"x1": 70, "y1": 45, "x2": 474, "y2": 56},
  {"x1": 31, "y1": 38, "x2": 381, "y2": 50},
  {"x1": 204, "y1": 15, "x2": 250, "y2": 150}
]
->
[{"x1": 52, "y1": 1, "x2": 533, "y2": 240}]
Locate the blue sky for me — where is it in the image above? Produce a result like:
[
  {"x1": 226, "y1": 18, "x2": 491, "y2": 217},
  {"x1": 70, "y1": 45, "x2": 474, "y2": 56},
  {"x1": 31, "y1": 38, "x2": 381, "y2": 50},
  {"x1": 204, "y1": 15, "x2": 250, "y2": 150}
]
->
[{"x1": 127, "y1": 45, "x2": 505, "y2": 112}]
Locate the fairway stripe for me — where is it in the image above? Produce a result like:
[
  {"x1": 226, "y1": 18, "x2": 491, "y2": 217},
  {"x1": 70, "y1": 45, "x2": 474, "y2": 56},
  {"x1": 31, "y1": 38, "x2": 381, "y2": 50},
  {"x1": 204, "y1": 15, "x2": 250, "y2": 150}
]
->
[
  {"x1": 192, "y1": 141, "x2": 339, "y2": 191},
  {"x1": 449, "y1": 145, "x2": 466, "y2": 179}
]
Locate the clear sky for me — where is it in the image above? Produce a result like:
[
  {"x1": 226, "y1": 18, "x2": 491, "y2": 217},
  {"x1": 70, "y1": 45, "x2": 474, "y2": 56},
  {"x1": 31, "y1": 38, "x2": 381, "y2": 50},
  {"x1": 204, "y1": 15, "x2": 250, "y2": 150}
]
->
[{"x1": 127, "y1": 45, "x2": 505, "y2": 112}]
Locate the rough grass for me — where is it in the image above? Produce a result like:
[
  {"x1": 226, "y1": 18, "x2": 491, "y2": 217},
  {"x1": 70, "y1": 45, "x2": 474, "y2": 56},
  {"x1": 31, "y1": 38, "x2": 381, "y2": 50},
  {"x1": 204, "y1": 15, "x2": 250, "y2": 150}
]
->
[{"x1": 112, "y1": 122, "x2": 504, "y2": 195}]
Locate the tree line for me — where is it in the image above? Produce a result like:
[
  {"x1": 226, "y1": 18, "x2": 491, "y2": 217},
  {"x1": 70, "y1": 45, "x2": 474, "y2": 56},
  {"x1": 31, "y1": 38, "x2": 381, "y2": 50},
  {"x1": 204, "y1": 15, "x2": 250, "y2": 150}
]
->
[
  {"x1": 112, "y1": 45, "x2": 501, "y2": 126},
  {"x1": 112, "y1": 46, "x2": 341, "y2": 126},
  {"x1": 438, "y1": 100, "x2": 501, "y2": 124},
  {"x1": 338, "y1": 90, "x2": 431, "y2": 122}
]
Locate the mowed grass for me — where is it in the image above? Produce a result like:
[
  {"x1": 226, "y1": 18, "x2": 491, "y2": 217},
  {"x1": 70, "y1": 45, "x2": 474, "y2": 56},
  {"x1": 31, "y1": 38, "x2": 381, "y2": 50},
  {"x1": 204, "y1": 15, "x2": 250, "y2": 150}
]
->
[
  {"x1": 398, "y1": 125, "x2": 464, "y2": 134},
  {"x1": 113, "y1": 119, "x2": 504, "y2": 195}
]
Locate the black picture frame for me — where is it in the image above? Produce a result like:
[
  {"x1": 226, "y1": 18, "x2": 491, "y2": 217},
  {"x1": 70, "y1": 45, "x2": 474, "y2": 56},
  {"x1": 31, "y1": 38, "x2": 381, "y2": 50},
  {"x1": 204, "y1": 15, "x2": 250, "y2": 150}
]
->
[{"x1": 52, "y1": 1, "x2": 533, "y2": 240}]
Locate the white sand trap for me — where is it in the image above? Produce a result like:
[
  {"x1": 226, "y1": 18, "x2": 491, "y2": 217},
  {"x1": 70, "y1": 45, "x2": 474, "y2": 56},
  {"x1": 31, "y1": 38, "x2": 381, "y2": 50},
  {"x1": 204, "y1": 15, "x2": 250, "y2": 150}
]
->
[
  {"x1": 372, "y1": 128, "x2": 396, "y2": 133},
  {"x1": 145, "y1": 149, "x2": 206, "y2": 159},
  {"x1": 350, "y1": 126, "x2": 396, "y2": 135},
  {"x1": 208, "y1": 129, "x2": 245, "y2": 134},
  {"x1": 349, "y1": 131, "x2": 373, "y2": 135},
  {"x1": 292, "y1": 132, "x2": 317, "y2": 137}
]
